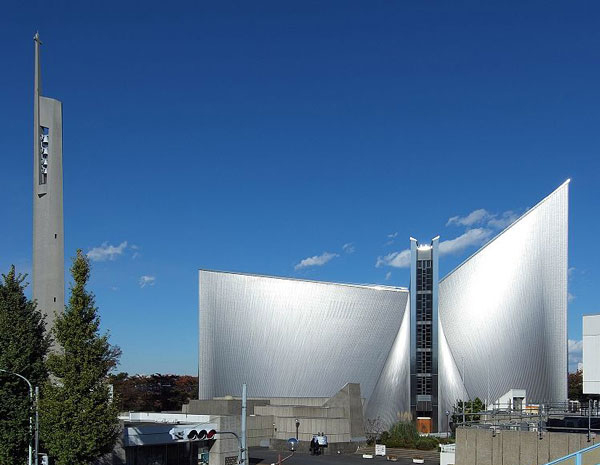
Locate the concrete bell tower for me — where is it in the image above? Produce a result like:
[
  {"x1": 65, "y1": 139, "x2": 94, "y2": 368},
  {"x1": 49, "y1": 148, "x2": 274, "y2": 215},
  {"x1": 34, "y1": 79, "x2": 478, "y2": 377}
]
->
[{"x1": 33, "y1": 33, "x2": 64, "y2": 329}]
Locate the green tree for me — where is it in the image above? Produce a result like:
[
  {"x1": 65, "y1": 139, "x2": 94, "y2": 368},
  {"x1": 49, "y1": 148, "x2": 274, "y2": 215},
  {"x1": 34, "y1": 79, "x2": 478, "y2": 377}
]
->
[
  {"x1": 40, "y1": 250, "x2": 121, "y2": 465},
  {"x1": 0, "y1": 266, "x2": 50, "y2": 465}
]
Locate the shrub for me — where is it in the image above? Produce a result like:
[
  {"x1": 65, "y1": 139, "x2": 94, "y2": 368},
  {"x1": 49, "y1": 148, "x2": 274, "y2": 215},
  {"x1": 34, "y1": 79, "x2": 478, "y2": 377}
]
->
[
  {"x1": 381, "y1": 422, "x2": 420, "y2": 449},
  {"x1": 415, "y1": 437, "x2": 439, "y2": 450}
]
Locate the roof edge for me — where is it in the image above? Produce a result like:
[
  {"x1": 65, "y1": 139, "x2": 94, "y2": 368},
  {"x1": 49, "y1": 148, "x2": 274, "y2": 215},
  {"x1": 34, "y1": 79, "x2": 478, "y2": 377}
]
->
[
  {"x1": 440, "y1": 179, "x2": 570, "y2": 284},
  {"x1": 198, "y1": 268, "x2": 409, "y2": 292}
]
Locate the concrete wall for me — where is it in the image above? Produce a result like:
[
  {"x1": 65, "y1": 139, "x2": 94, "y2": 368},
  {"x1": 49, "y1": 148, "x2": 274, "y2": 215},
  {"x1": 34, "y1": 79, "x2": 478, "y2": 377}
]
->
[
  {"x1": 269, "y1": 397, "x2": 329, "y2": 406},
  {"x1": 208, "y1": 415, "x2": 241, "y2": 465},
  {"x1": 322, "y1": 383, "x2": 365, "y2": 439},
  {"x1": 184, "y1": 399, "x2": 269, "y2": 415},
  {"x1": 456, "y1": 428, "x2": 598, "y2": 465},
  {"x1": 273, "y1": 416, "x2": 351, "y2": 443},
  {"x1": 248, "y1": 415, "x2": 275, "y2": 447},
  {"x1": 253, "y1": 405, "x2": 346, "y2": 418}
]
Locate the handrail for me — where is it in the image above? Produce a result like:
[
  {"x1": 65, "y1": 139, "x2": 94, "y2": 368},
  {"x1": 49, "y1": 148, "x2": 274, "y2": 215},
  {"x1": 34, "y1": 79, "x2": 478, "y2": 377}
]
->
[{"x1": 544, "y1": 441, "x2": 600, "y2": 465}]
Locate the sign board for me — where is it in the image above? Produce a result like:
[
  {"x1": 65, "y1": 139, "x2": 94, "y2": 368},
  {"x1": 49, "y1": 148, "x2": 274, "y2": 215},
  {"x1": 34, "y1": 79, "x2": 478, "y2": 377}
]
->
[
  {"x1": 375, "y1": 444, "x2": 386, "y2": 456},
  {"x1": 224, "y1": 456, "x2": 238, "y2": 465}
]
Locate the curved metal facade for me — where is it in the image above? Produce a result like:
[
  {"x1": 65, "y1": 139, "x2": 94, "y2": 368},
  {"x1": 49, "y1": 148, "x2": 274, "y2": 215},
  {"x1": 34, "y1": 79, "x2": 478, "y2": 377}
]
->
[
  {"x1": 198, "y1": 182, "x2": 568, "y2": 431},
  {"x1": 437, "y1": 181, "x2": 569, "y2": 429},
  {"x1": 365, "y1": 299, "x2": 411, "y2": 426},
  {"x1": 199, "y1": 271, "x2": 409, "y2": 400}
]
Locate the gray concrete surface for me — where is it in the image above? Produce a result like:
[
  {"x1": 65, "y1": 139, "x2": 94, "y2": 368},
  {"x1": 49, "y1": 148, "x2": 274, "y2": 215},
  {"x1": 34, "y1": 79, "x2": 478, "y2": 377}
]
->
[
  {"x1": 456, "y1": 428, "x2": 598, "y2": 465},
  {"x1": 33, "y1": 34, "x2": 64, "y2": 333},
  {"x1": 249, "y1": 447, "x2": 419, "y2": 465}
]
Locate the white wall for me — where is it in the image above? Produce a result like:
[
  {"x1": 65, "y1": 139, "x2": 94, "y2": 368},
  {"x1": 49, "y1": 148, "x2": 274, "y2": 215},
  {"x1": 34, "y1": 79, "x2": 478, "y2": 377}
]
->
[{"x1": 583, "y1": 314, "x2": 600, "y2": 394}]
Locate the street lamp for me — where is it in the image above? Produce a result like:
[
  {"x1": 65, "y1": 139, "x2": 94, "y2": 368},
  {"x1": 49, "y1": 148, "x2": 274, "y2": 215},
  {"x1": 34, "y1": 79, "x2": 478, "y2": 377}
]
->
[
  {"x1": 295, "y1": 419, "x2": 300, "y2": 440},
  {"x1": 0, "y1": 369, "x2": 36, "y2": 465}
]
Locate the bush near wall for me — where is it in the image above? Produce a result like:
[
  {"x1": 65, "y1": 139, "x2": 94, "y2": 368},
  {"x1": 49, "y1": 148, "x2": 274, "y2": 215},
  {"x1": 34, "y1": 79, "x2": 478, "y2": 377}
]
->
[{"x1": 379, "y1": 422, "x2": 440, "y2": 450}]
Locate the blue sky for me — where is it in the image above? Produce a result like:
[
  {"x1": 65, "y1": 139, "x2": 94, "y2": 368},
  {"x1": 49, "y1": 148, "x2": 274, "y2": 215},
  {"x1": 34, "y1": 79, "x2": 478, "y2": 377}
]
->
[{"x1": 1, "y1": 1, "x2": 598, "y2": 374}]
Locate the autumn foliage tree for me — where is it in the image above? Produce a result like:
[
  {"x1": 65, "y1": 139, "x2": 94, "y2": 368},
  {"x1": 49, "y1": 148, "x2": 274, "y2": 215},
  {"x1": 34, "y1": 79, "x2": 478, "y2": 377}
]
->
[{"x1": 108, "y1": 373, "x2": 198, "y2": 412}]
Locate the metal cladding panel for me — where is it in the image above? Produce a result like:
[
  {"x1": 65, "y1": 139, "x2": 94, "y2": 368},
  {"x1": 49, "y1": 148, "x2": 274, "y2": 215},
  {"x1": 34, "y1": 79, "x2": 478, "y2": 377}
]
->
[
  {"x1": 438, "y1": 182, "x2": 569, "y2": 410},
  {"x1": 199, "y1": 271, "x2": 409, "y2": 400},
  {"x1": 365, "y1": 298, "x2": 411, "y2": 427},
  {"x1": 437, "y1": 319, "x2": 468, "y2": 430}
]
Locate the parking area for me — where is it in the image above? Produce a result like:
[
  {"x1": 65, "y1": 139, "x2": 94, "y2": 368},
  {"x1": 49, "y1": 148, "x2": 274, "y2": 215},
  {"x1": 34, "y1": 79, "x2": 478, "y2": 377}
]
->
[{"x1": 248, "y1": 448, "x2": 419, "y2": 465}]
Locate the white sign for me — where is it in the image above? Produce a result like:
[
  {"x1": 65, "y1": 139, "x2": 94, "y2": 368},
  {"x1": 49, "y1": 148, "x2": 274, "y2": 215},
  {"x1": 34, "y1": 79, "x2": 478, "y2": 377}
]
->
[{"x1": 375, "y1": 444, "x2": 386, "y2": 456}]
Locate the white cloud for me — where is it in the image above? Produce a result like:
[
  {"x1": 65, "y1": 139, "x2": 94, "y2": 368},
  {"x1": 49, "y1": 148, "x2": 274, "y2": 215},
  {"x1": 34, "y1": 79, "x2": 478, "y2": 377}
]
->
[
  {"x1": 568, "y1": 267, "x2": 576, "y2": 279},
  {"x1": 385, "y1": 232, "x2": 399, "y2": 246},
  {"x1": 139, "y1": 275, "x2": 156, "y2": 288},
  {"x1": 447, "y1": 208, "x2": 520, "y2": 230},
  {"x1": 294, "y1": 252, "x2": 339, "y2": 270},
  {"x1": 130, "y1": 244, "x2": 141, "y2": 260},
  {"x1": 342, "y1": 243, "x2": 355, "y2": 254},
  {"x1": 568, "y1": 292, "x2": 575, "y2": 303},
  {"x1": 487, "y1": 210, "x2": 519, "y2": 229},
  {"x1": 87, "y1": 241, "x2": 128, "y2": 262},
  {"x1": 569, "y1": 339, "x2": 583, "y2": 352},
  {"x1": 447, "y1": 209, "x2": 491, "y2": 227},
  {"x1": 377, "y1": 228, "x2": 493, "y2": 269},
  {"x1": 376, "y1": 249, "x2": 411, "y2": 268},
  {"x1": 438, "y1": 228, "x2": 493, "y2": 256},
  {"x1": 568, "y1": 339, "x2": 583, "y2": 370},
  {"x1": 385, "y1": 271, "x2": 392, "y2": 281}
]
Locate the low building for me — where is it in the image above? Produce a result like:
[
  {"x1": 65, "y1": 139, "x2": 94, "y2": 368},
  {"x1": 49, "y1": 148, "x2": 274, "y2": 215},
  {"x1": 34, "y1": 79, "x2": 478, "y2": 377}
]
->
[{"x1": 99, "y1": 383, "x2": 364, "y2": 465}]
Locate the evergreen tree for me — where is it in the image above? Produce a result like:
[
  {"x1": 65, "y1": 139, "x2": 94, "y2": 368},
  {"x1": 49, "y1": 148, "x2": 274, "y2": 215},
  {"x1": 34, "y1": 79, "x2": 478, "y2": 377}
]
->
[
  {"x1": 40, "y1": 250, "x2": 121, "y2": 465},
  {"x1": 0, "y1": 266, "x2": 50, "y2": 465}
]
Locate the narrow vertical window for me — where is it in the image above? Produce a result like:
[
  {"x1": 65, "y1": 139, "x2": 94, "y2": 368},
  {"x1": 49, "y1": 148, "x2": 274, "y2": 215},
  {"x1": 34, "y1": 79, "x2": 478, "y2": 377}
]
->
[{"x1": 39, "y1": 126, "x2": 49, "y2": 185}]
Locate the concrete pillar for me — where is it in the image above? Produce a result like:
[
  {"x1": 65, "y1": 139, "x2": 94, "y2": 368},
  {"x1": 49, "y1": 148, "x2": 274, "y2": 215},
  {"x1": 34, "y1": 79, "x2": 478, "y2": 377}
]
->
[
  {"x1": 549, "y1": 432, "x2": 569, "y2": 461},
  {"x1": 502, "y1": 431, "x2": 520, "y2": 465},
  {"x1": 475, "y1": 430, "x2": 492, "y2": 465},
  {"x1": 536, "y1": 432, "x2": 550, "y2": 465},
  {"x1": 465, "y1": 429, "x2": 478, "y2": 465},
  {"x1": 520, "y1": 431, "x2": 537, "y2": 465}
]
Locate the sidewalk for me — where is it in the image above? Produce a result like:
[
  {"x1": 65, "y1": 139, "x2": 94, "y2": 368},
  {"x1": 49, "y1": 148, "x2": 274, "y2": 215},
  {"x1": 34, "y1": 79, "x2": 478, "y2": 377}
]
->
[{"x1": 356, "y1": 446, "x2": 440, "y2": 463}]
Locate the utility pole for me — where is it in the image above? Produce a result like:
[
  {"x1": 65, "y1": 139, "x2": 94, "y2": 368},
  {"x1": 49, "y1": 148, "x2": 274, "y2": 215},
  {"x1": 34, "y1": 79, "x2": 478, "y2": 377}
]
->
[
  {"x1": 35, "y1": 386, "x2": 39, "y2": 465},
  {"x1": 487, "y1": 365, "x2": 490, "y2": 411},
  {"x1": 462, "y1": 357, "x2": 466, "y2": 426},
  {"x1": 588, "y1": 399, "x2": 592, "y2": 442}
]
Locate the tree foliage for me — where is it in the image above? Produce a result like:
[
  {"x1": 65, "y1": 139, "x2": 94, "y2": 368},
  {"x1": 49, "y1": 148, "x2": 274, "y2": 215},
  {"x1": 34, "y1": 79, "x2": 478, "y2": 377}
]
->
[
  {"x1": 40, "y1": 250, "x2": 121, "y2": 465},
  {"x1": 364, "y1": 416, "x2": 385, "y2": 445},
  {"x1": 108, "y1": 373, "x2": 198, "y2": 412},
  {"x1": 452, "y1": 397, "x2": 485, "y2": 423},
  {"x1": 568, "y1": 369, "x2": 600, "y2": 404},
  {"x1": 0, "y1": 266, "x2": 50, "y2": 465}
]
